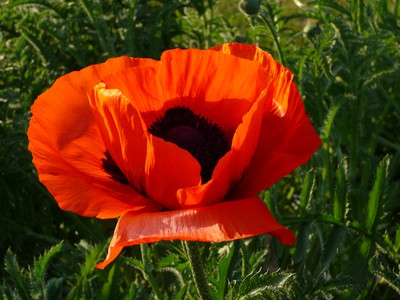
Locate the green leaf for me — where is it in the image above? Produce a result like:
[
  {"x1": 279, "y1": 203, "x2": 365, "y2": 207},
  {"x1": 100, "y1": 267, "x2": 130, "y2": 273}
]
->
[
  {"x1": 65, "y1": 242, "x2": 107, "y2": 300},
  {"x1": 44, "y1": 278, "x2": 64, "y2": 300},
  {"x1": 174, "y1": 283, "x2": 188, "y2": 300},
  {"x1": 227, "y1": 269, "x2": 293, "y2": 300},
  {"x1": 369, "y1": 253, "x2": 400, "y2": 295},
  {"x1": 4, "y1": 249, "x2": 30, "y2": 300},
  {"x1": 216, "y1": 243, "x2": 235, "y2": 300},
  {"x1": 124, "y1": 283, "x2": 138, "y2": 300},
  {"x1": 7, "y1": 0, "x2": 68, "y2": 16},
  {"x1": 30, "y1": 241, "x2": 63, "y2": 299},
  {"x1": 310, "y1": 0, "x2": 351, "y2": 16},
  {"x1": 126, "y1": 253, "x2": 164, "y2": 300},
  {"x1": 395, "y1": 226, "x2": 400, "y2": 251},
  {"x1": 312, "y1": 276, "x2": 357, "y2": 298},
  {"x1": 293, "y1": 223, "x2": 312, "y2": 264},
  {"x1": 299, "y1": 169, "x2": 315, "y2": 213},
  {"x1": 17, "y1": 26, "x2": 52, "y2": 67},
  {"x1": 322, "y1": 101, "x2": 343, "y2": 143},
  {"x1": 333, "y1": 158, "x2": 348, "y2": 222},
  {"x1": 126, "y1": 257, "x2": 145, "y2": 271},
  {"x1": 365, "y1": 156, "x2": 390, "y2": 232},
  {"x1": 98, "y1": 264, "x2": 120, "y2": 300},
  {"x1": 320, "y1": 226, "x2": 347, "y2": 272},
  {"x1": 32, "y1": 242, "x2": 63, "y2": 281}
]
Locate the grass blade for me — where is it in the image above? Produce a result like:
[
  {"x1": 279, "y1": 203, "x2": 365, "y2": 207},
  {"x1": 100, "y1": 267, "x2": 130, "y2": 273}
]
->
[{"x1": 216, "y1": 243, "x2": 235, "y2": 300}]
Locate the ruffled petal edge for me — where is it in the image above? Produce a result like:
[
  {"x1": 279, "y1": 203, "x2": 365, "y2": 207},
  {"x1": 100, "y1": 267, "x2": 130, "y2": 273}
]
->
[{"x1": 96, "y1": 196, "x2": 295, "y2": 269}]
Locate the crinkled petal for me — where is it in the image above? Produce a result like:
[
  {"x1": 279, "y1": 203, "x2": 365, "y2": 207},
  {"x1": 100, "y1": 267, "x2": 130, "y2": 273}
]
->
[
  {"x1": 28, "y1": 57, "x2": 160, "y2": 218},
  {"x1": 211, "y1": 43, "x2": 294, "y2": 117},
  {"x1": 96, "y1": 196, "x2": 295, "y2": 269},
  {"x1": 210, "y1": 42, "x2": 284, "y2": 83},
  {"x1": 88, "y1": 83, "x2": 148, "y2": 192},
  {"x1": 101, "y1": 48, "x2": 267, "y2": 139},
  {"x1": 89, "y1": 83, "x2": 200, "y2": 210},
  {"x1": 211, "y1": 43, "x2": 321, "y2": 198},
  {"x1": 233, "y1": 82, "x2": 322, "y2": 197},
  {"x1": 178, "y1": 88, "x2": 272, "y2": 207}
]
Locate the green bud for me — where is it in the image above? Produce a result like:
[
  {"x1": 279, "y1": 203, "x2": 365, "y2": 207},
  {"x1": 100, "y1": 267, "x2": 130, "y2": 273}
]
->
[{"x1": 238, "y1": 0, "x2": 261, "y2": 16}]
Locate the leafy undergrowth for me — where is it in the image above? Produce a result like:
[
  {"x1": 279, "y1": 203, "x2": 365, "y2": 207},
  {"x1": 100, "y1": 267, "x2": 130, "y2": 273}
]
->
[{"x1": 1, "y1": 0, "x2": 399, "y2": 299}]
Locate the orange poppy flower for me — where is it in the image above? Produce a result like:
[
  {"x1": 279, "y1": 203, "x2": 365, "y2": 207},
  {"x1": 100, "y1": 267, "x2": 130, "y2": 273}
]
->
[{"x1": 28, "y1": 43, "x2": 321, "y2": 269}]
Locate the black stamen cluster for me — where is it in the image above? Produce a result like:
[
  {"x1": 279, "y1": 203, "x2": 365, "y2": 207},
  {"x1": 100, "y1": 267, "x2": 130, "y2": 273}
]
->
[
  {"x1": 148, "y1": 106, "x2": 230, "y2": 183},
  {"x1": 102, "y1": 151, "x2": 129, "y2": 185}
]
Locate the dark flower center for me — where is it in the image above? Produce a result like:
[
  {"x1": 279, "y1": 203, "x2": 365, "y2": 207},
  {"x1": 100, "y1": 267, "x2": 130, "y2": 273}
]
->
[
  {"x1": 148, "y1": 106, "x2": 230, "y2": 183},
  {"x1": 102, "y1": 151, "x2": 129, "y2": 185}
]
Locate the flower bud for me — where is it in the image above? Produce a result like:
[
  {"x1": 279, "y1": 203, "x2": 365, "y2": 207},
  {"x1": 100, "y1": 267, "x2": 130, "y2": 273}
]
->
[{"x1": 238, "y1": 0, "x2": 261, "y2": 16}]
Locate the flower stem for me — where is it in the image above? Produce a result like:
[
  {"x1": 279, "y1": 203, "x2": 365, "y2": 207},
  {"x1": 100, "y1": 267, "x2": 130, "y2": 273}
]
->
[
  {"x1": 140, "y1": 244, "x2": 163, "y2": 300},
  {"x1": 258, "y1": 10, "x2": 285, "y2": 65},
  {"x1": 184, "y1": 241, "x2": 213, "y2": 300}
]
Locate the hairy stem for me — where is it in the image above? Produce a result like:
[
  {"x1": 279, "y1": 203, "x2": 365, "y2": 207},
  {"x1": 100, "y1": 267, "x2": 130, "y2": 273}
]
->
[{"x1": 184, "y1": 241, "x2": 213, "y2": 300}]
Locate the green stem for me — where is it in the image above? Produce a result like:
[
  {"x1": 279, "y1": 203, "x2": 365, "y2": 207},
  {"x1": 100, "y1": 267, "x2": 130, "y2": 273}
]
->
[
  {"x1": 259, "y1": 11, "x2": 285, "y2": 65},
  {"x1": 140, "y1": 244, "x2": 163, "y2": 300},
  {"x1": 184, "y1": 241, "x2": 213, "y2": 300}
]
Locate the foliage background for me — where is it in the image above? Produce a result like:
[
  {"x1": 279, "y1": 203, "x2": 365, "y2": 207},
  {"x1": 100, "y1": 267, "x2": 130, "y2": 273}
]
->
[{"x1": 0, "y1": 0, "x2": 399, "y2": 299}]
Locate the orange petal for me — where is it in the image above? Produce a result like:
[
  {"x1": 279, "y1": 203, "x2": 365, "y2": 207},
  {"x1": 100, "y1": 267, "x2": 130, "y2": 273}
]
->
[
  {"x1": 28, "y1": 117, "x2": 161, "y2": 218},
  {"x1": 144, "y1": 135, "x2": 201, "y2": 210},
  {"x1": 211, "y1": 43, "x2": 293, "y2": 117},
  {"x1": 211, "y1": 43, "x2": 321, "y2": 198},
  {"x1": 210, "y1": 42, "x2": 284, "y2": 82},
  {"x1": 178, "y1": 87, "x2": 272, "y2": 207},
  {"x1": 233, "y1": 82, "x2": 322, "y2": 198},
  {"x1": 28, "y1": 57, "x2": 160, "y2": 218},
  {"x1": 89, "y1": 83, "x2": 148, "y2": 192},
  {"x1": 101, "y1": 48, "x2": 267, "y2": 139},
  {"x1": 90, "y1": 83, "x2": 201, "y2": 210},
  {"x1": 96, "y1": 196, "x2": 295, "y2": 269}
]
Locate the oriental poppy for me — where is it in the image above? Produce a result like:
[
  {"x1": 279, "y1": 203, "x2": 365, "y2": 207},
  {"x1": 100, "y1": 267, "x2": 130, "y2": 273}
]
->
[{"x1": 28, "y1": 43, "x2": 321, "y2": 269}]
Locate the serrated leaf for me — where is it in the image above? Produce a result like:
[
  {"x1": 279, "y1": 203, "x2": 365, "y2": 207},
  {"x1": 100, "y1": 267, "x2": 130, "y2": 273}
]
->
[
  {"x1": 30, "y1": 241, "x2": 63, "y2": 299},
  {"x1": 333, "y1": 158, "x2": 348, "y2": 222},
  {"x1": 247, "y1": 248, "x2": 268, "y2": 272},
  {"x1": 320, "y1": 226, "x2": 347, "y2": 272},
  {"x1": 126, "y1": 257, "x2": 145, "y2": 271},
  {"x1": 32, "y1": 242, "x2": 63, "y2": 282},
  {"x1": 4, "y1": 249, "x2": 30, "y2": 300},
  {"x1": 299, "y1": 169, "x2": 315, "y2": 213},
  {"x1": 313, "y1": 276, "x2": 357, "y2": 297},
  {"x1": 157, "y1": 267, "x2": 184, "y2": 288},
  {"x1": 126, "y1": 256, "x2": 164, "y2": 300},
  {"x1": 65, "y1": 242, "x2": 107, "y2": 300},
  {"x1": 227, "y1": 269, "x2": 293, "y2": 300},
  {"x1": 293, "y1": 223, "x2": 312, "y2": 264},
  {"x1": 322, "y1": 101, "x2": 342, "y2": 143},
  {"x1": 264, "y1": 190, "x2": 278, "y2": 218},
  {"x1": 81, "y1": 243, "x2": 104, "y2": 274},
  {"x1": 369, "y1": 254, "x2": 400, "y2": 295},
  {"x1": 365, "y1": 156, "x2": 390, "y2": 232}
]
